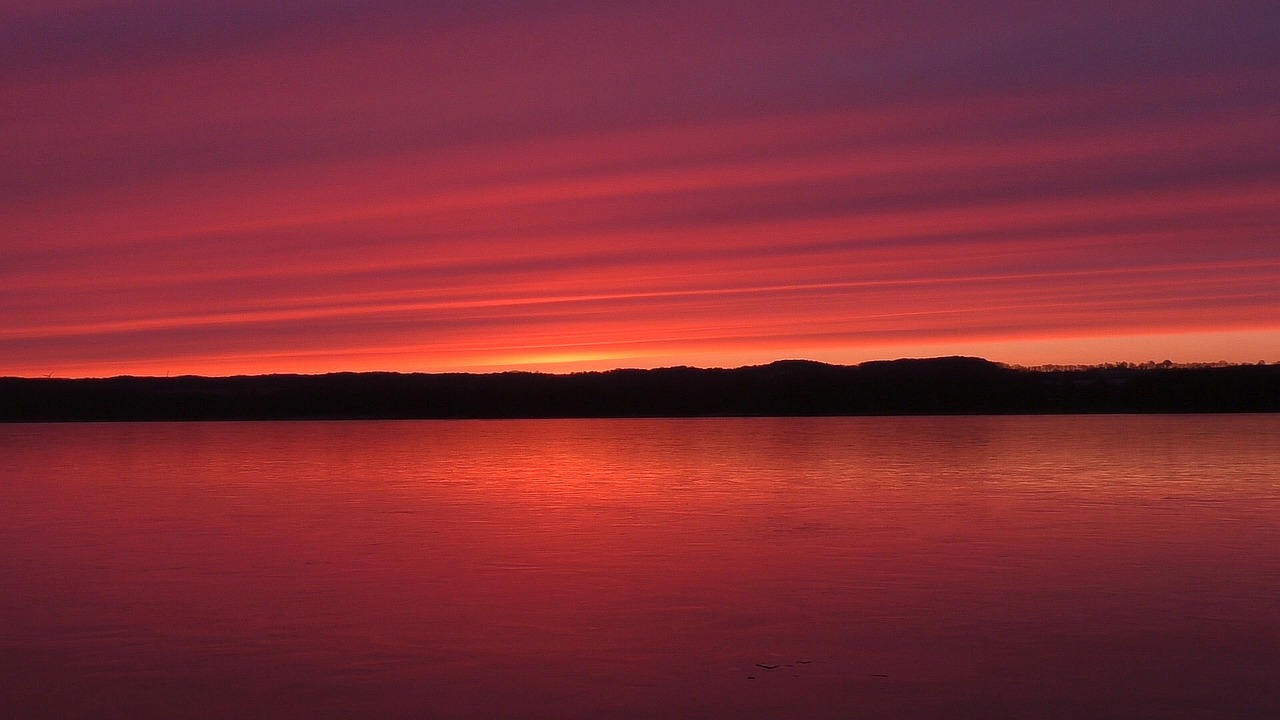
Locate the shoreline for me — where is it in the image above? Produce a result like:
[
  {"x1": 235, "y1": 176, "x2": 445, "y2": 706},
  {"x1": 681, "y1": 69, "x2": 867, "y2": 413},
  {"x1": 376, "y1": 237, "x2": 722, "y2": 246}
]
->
[{"x1": 4, "y1": 357, "x2": 1278, "y2": 421}]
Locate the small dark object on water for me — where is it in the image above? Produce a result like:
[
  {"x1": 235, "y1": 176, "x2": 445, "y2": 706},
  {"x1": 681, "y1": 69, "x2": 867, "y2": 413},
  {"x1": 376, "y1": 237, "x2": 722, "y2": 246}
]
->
[
  {"x1": 872, "y1": 673, "x2": 888, "y2": 678},
  {"x1": 747, "y1": 676, "x2": 756, "y2": 680},
  {"x1": 756, "y1": 663, "x2": 780, "y2": 670}
]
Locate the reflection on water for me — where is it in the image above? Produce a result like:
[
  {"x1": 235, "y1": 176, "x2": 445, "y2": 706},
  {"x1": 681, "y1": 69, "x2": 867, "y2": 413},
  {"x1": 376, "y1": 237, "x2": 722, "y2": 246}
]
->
[{"x1": 1, "y1": 416, "x2": 1278, "y2": 719}]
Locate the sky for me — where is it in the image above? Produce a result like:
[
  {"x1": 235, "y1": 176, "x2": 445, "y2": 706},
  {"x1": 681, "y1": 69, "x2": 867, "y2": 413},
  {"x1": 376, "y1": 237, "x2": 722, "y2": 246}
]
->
[{"x1": 2, "y1": 0, "x2": 1278, "y2": 377}]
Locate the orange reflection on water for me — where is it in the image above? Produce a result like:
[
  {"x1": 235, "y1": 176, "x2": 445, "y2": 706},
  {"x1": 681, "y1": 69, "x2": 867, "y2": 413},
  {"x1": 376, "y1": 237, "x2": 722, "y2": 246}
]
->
[{"x1": 1, "y1": 416, "x2": 1278, "y2": 719}]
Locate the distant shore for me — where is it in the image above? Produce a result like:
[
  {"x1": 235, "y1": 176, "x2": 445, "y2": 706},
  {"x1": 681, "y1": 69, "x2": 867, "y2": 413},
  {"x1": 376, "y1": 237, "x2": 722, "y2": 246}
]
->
[{"x1": 2, "y1": 357, "x2": 1278, "y2": 422}]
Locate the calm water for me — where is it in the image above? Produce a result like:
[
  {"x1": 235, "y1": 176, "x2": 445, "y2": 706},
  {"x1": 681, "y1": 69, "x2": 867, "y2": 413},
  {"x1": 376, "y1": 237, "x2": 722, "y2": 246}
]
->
[{"x1": 1, "y1": 416, "x2": 1278, "y2": 719}]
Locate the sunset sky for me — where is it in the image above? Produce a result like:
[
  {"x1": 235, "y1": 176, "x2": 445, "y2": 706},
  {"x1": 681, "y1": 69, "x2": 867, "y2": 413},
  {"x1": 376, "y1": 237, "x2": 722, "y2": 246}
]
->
[{"x1": 3, "y1": 1, "x2": 1278, "y2": 377}]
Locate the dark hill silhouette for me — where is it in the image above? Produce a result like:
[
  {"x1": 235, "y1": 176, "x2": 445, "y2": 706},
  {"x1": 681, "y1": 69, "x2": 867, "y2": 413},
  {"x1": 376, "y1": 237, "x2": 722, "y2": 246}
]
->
[{"x1": 1, "y1": 357, "x2": 1277, "y2": 421}]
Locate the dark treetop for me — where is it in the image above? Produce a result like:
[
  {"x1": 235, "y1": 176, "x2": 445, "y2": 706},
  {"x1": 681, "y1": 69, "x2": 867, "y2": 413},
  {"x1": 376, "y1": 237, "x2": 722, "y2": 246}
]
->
[{"x1": 2, "y1": 357, "x2": 1278, "y2": 421}]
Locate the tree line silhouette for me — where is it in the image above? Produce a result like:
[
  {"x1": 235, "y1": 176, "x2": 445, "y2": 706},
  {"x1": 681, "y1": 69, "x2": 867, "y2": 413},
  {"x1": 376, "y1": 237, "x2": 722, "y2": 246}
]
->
[{"x1": 2, "y1": 357, "x2": 1277, "y2": 421}]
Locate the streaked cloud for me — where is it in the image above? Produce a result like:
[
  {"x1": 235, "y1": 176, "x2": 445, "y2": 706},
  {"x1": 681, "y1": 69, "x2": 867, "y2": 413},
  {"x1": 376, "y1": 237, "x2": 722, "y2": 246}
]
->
[{"x1": 2, "y1": 1, "x2": 1277, "y2": 376}]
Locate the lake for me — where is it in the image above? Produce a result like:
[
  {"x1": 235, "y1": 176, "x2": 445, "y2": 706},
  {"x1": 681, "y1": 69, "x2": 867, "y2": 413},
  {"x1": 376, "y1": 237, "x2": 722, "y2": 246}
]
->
[{"x1": 1, "y1": 416, "x2": 1278, "y2": 719}]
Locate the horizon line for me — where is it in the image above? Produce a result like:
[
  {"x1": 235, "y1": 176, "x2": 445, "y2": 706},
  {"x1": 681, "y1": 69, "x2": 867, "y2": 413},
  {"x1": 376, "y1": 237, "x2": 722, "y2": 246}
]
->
[{"x1": 8, "y1": 355, "x2": 1276, "y2": 382}]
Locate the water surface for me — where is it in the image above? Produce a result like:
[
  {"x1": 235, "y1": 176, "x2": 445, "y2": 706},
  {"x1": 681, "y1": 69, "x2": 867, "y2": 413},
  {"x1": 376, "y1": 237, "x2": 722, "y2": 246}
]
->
[{"x1": 1, "y1": 416, "x2": 1278, "y2": 719}]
